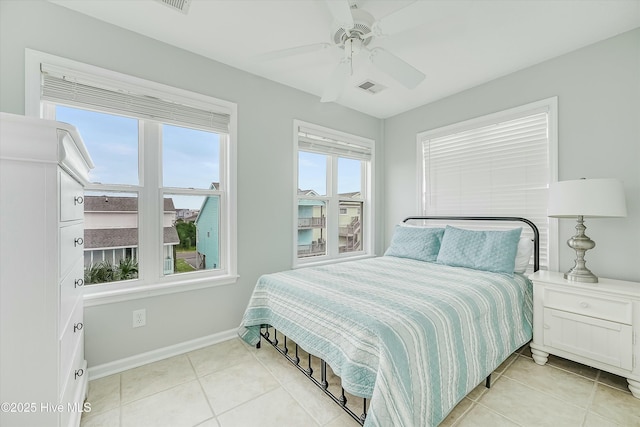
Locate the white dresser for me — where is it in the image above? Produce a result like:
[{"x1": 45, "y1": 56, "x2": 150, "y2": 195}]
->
[
  {"x1": 0, "y1": 112, "x2": 94, "y2": 426},
  {"x1": 530, "y1": 270, "x2": 640, "y2": 398}
]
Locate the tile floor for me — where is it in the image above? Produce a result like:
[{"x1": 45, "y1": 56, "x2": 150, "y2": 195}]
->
[{"x1": 80, "y1": 338, "x2": 640, "y2": 427}]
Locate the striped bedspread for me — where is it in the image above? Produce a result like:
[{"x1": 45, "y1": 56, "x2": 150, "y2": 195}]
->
[{"x1": 239, "y1": 256, "x2": 533, "y2": 427}]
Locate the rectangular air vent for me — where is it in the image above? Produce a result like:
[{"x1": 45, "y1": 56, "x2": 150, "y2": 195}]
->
[
  {"x1": 155, "y1": 0, "x2": 191, "y2": 14},
  {"x1": 357, "y1": 80, "x2": 386, "y2": 94}
]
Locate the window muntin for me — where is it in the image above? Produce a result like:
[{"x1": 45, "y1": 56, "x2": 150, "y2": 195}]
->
[
  {"x1": 294, "y1": 121, "x2": 373, "y2": 266},
  {"x1": 161, "y1": 124, "x2": 222, "y2": 278},
  {"x1": 418, "y1": 98, "x2": 557, "y2": 270}
]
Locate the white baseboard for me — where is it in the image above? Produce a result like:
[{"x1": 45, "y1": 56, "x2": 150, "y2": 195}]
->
[{"x1": 87, "y1": 328, "x2": 238, "y2": 380}]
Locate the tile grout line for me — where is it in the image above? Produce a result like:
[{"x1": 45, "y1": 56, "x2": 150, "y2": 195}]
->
[
  {"x1": 580, "y1": 370, "x2": 601, "y2": 427},
  {"x1": 449, "y1": 400, "x2": 478, "y2": 427},
  {"x1": 473, "y1": 400, "x2": 526, "y2": 426},
  {"x1": 188, "y1": 351, "x2": 220, "y2": 427},
  {"x1": 498, "y1": 369, "x2": 590, "y2": 415},
  {"x1": 195, "y1": 345, "x2": 289, "y2": 420}
]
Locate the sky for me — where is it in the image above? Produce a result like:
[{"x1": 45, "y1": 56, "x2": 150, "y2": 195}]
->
[
  {"x1": 298, "y1": 152, "x2": 361, "y2": 196},
  {"x1": 56, "y1": 106, "x2": 219, "y2": 209},
  {"x1": 56, "y1": 105, "x2": 361, "y2": 209}
]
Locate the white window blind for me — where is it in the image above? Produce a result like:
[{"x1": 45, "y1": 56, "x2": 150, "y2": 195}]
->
[
  {"x1": 41, "y1": 65, "x2": 230, "y2": 134},
  {"x1": 298, "y1": 125, "x2": 372, "y2": 160},
  {"x1": 420, "y1": 109, "x2": 551, "y2": 268}
]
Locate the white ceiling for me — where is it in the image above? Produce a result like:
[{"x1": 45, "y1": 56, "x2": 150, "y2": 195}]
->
[{"x1": 49, "y1": 0, "x2": 640, "y2": 119}]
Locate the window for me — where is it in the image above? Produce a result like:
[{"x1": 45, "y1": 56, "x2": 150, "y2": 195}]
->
[
  {"x1": 294, "y1": 121, "x2": 374, "y2": 266},
  {"x1": 417, "y1": 98, "x2": 558, "y2": 270},
  {"x1": 27, "y1": 50, "x2": 237, "y2": 298}
]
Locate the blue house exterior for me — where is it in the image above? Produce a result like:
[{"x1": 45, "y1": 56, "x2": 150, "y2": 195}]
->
[
  {"x1": 195, "y1": 184, "x2": 220, "y2": 270},
  {"x1": 297, "y1": 191, "x2": 326, "y2": 257}
]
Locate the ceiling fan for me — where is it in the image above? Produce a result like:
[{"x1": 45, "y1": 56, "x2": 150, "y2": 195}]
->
[{"x1": 260, "y1": 0, "x2": 427, "y2": 103}]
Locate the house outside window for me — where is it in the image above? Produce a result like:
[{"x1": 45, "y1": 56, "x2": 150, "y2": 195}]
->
[
  {"x1": 417, "y1": 97, "x2": 558, "y2": 270},
  {"x1": 294, "y1": 121, "x2": 374, "y2": 266},
  {"x1": 26, "y1": 50, "x2": 237, "y2": 299}
]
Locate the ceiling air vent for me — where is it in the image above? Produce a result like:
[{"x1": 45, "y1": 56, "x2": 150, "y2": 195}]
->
[
  {"x1": 155, "y1": 0, "x2": 191, "y2": 14},
  {"x1": 357, "y1": 80, "x2": 386, "y2": 94}
]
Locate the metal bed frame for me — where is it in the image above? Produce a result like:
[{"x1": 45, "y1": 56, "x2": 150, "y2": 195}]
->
[{"x1": 256, "y1": 216, "x2": 540, "y2": 425}]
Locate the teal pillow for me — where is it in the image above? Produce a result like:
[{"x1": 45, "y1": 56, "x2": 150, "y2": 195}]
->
[
  {"x1": 384, "y1": 226, "x2": 444, "y2": 262},
  {"x1": 436, "y1": 226, "x2": 522, "y2": 275}
]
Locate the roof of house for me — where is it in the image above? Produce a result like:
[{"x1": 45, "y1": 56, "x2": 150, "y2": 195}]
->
[
  {"x1": 85, "y1": 227, "x2": 179, "y2": 249},
  {"x1": 338, "y1": 191, "x2": 361, "y2": 198},
  {"x1": 85, "y1": 196, "x2": 176, "y2": 212},
  {"x1": 297, "y1": 189, "x2": 361, "y2": 198},
  {"x1": 297, "y1": 189, "x2": 318, "y2": 196}
]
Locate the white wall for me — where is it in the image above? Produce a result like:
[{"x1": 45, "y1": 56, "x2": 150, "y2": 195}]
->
[
  {"x1": 384, "y1": 28, "x2": 640, "y2": 282},
  {"x1": 0, "y1": 0, "x2": 384, "y2": 366}
]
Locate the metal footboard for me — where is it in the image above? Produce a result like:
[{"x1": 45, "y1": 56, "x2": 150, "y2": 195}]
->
[{"x1": 257, "y1": 325, "x2": 368, "y2": 425}]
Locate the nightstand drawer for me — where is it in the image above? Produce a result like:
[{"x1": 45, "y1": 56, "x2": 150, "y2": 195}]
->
[
  {"x1": 543, "y1": 308, "x2": 633, "y2": 370},
  {"x1": 544, "y1": 288, "x2": 632, "y2": 324}
]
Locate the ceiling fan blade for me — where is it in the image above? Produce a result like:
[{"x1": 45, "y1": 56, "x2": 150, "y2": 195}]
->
[
  {"x1": 320, "y1": 59, "x2": 351, "y2": 103},
  {"x1": 256, "y1": 43, "x2": 332, "y2": 62},
  {"x1": 369, "y1": 47, "x2": 425, "y2": 89},
  {"x1": 373, "y1": 1, "x2": 428, "y2": 36},
  {"x1": 324, "y1": 0, "x2": 354, "y2": 30}
]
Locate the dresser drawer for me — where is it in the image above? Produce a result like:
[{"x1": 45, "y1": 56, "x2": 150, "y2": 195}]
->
[
  {"x1": 60, "y1": 171, "x2": 84, "y2": 222},
  {"x1": 60, "y1": 260, "x2": 84, "y2": 334},
  {"x1": 59, "y1": 299, "x2": 84, "y2": 393},
  {"x1": 60, "y1": 355, "x2": 87, "y2": 427},
  {"x1": 544, "y1": 288, "x2": 632, "y2": 325},
  {"x1": 59, "y1": 331, "x2": 86, "y2": 401},
  {"x1": 60, "y1": 223, "x2": 85, "y2": 278}
]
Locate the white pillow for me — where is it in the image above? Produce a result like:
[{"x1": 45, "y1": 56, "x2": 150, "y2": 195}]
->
[{"x1": 514, "y1": 237, "x2": 534, "y2": 273}]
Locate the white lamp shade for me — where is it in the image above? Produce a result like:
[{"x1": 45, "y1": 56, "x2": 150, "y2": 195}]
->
[{"x1": 548, "y1": 178, "x2": 627, "y2": 218}]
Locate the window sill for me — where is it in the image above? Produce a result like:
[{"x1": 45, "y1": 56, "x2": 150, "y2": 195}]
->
[{"x1": 83, "y1": 274, "x2": 239, "y2": 307}]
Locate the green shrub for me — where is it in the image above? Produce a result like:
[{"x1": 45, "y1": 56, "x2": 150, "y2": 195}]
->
[{"x1": 85, "y1": 258, "x2": 139, "y2": 284}]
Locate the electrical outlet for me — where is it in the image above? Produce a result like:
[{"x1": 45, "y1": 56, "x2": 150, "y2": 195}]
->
[{"x1": 133, "y1": 309, "x2": 146, "y2": 328}]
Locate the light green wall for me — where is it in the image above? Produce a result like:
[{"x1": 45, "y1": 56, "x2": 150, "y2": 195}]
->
[
  {"x1": 384, "y1": 28, "x2": 640, "y2": 282},
  {"x1": 0, "y1": 0, "x2": 383, "y2": 366}
]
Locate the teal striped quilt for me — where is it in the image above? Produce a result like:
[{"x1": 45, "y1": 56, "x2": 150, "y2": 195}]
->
[{"x1": 239, "y1": 256, "x2": 533, "y2": 427}]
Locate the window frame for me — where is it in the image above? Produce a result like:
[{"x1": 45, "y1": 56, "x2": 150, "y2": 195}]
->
[
  {"x1": 416, "y1": 97, "x2": 559, "y2": 271},
  {"x1": 25, "y1": 49, "x2": 238, "y2": 305},
  {"x1": 293, "y1": 120, "x2": 374, "y2": 268}
]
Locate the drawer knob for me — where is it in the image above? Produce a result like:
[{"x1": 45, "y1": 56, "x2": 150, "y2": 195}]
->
[
  {"x1": 74, "y1": 237, "x2": 84, "y2": 247},
  {"x1": 75, "y1": 278, "x2": 84, "y2": 288},
  {"x1": 580, "y1": 301, "x2": 589, "y2": 308},
  {"x1": 74, "y1": 322, "x2": 83, "y2": 333},
  {"x1": 543, "y1": 324, "x2": 550, "y2": 329},
  {"x1": 74, "y1": 196, "x2": 84, "y2": 205},
  {"x1": 74, "y1": 368, "x2": 84, "y2": 380}
]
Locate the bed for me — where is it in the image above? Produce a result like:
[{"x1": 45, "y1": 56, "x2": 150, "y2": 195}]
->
[{"x1": 239, "y1": 216, "x2": 540, "y2": 427}]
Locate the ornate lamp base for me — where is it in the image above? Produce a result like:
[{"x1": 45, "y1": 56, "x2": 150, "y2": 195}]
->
[{"x1": 565, "y1": 215, "x2": 598, "y2": 283}]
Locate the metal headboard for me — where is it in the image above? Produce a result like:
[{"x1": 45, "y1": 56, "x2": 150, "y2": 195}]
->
[{"x1": 402, "y1": 216, "x2": 540, "y2": 272}]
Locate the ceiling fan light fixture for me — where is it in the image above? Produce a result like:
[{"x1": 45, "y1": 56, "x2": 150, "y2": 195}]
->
[
  {"x1": 332, "y1": 8, "x2": 374, "y2": 47},
  {"x1": 344, "y1": 37, "x2": 364, "y2": 57}
]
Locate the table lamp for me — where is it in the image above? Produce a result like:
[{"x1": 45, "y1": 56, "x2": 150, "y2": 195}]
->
[{"x1": 548, "y1": 178, "x2": 627, "y2": 283}]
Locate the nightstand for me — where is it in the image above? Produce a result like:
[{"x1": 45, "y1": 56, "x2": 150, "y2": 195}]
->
[{"x1": 529, "y1": 270, "x2": 640, "y2": 398}]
